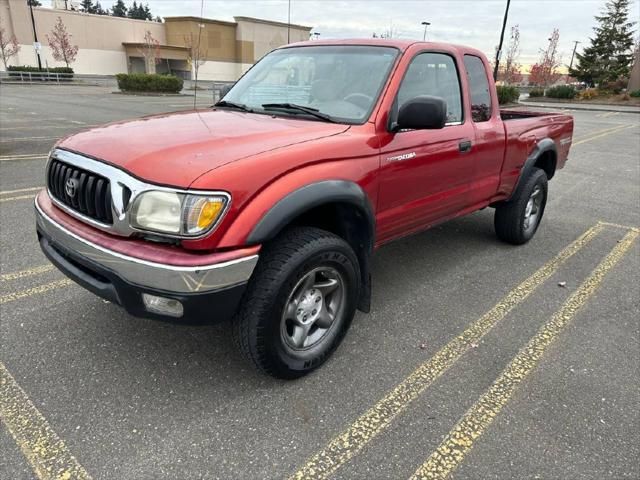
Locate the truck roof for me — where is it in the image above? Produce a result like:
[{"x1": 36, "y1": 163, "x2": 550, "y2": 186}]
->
[{"x1": 282, "y1": 38, "x2": 486, "y2": 57}]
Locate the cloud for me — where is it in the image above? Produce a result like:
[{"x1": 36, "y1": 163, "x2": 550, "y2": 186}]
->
[{"x1": 98, "y1": 0, "x2": 639, "y2": 66}]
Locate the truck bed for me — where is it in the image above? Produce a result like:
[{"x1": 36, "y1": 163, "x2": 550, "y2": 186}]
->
[
  {"x1": 500, "y1": 109, "x2": 559, "y2": 121},
  {"x1": 496, "y1": 108, "x2": 574, "y2": 199}
]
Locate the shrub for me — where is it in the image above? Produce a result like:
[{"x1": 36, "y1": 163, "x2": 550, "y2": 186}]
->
[
  {"x1": 529, "y1": 88, "x2": 544, "y2": 98},
  {"x1": 6, "y1": 65, "x2": 74, "y2": 81},
  {"x1": 628, "y1": 89, "x2": 640, "y2": 98},
  {"x1": 579, "y1": 88, "x2": 599, "y2": 100},
  {"x1": 7, "y1": 65, "x2": 74, "y2": 73},
  {"x1": 599, "y1": 79, "x2": 627, "y2": 95},
  {"x1": 116, "y1": 73, "x2": 183, "y2": 93},
  {"x1": 545, "y1": 85, "x2": 577, "y2": 99},
  {"x1": 496, "y1": 85, "x2": 520, "y2": 105}
]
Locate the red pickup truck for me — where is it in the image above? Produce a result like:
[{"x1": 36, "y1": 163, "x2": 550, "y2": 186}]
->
[{"x1": 36, "y1": 39, "x2": 573, "y2": 378}]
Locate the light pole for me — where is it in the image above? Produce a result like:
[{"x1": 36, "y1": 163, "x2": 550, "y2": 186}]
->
[
  {"x1": 421, "y1": 21, "x2": 430, "y2": 41},
  {"x1": 287, "y1": 0, "x2": 291, "y2": 44},
  {"x1": 568, "y1": 40, "x2": 581, "y2": 72},
  {"x1": 27, "y1": 0, "x2": 43, "y2": 71},
  {"x1": 493, "y1": 0, "x2": 511, "y2": 81}
]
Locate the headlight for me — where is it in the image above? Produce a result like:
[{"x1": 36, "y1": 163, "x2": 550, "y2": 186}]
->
[{"x1": 130, "y1": 191, "x2": 229, "y2": 237}]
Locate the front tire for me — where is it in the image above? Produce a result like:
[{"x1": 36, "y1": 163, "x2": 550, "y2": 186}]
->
[
  {"x1": 494, "y1": 167, "x2": 548, "y2": 245},
  {"x1": 232, "y1": 227, "x2": 360, "y2": 379}
]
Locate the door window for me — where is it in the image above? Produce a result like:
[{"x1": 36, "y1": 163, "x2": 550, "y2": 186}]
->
[
  {"x1": 396, "y1": 53, "x2": 463, "y2": 124},
  {"x1": 463, "y1": 55, "x2": 492, "y2": 122}
]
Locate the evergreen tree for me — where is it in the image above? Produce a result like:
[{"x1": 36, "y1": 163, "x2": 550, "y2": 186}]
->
[
  {"x1": 111, "y1": 0, "x2": 127, "y2": 17},
  {"x1": 94, "y1": 1, "x2": 107, "y2": 15},
  {"x1": 27, "y1": 0, "x2": 42, "y2": 6},
  {"x1": 80, "y1": 0, "x2": 95, "y2": 13},
  {"x1": 143, "y1": 4, "x2": 152, "y2": 21},
  {"x1": 127, "y1": 1, "x2": 139, "y2": 19},
  {"x1": 570, "y1": 0, "x2": 637, "y2": 85}
]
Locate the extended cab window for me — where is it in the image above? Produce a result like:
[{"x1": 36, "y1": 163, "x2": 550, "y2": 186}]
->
[
  {"x1": 396, "y1": 53, "x2": 463, "y2": 124},
  {"x1": 463, "y1": 55, "x2": 492, "y2": 122}
]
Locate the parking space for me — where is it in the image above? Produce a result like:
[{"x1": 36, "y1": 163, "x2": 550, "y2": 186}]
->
[{"x1": 1, "y1": 84, "x2": 639, "y2": 480}]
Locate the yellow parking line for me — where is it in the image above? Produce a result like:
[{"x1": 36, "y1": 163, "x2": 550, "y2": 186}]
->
[
  {"x1": 0, "y1": 362, "x2": 92, "y2": 480},
  {"x1": 0, "y1": 194, "x2": 36, "y2": 203},
  {"x1": 0, "y1": 155, "x2": 48, "y2": 162},
  {"x1": 0, "y1": 125, "x2": 96, "y2": 132},
  {"x1": 410, "y1": 229, "x2": 638, "y2": 480},
  {"x1": 0, "y1": 153, "x2": 49, "y2": 158},
  {"x1": 573, "y1": 123, "x2": 637, "y2": 146},
  {"x1": 289, "y1": 223, "x2": 604, "y2": 480},
  {"x1": 0, "y1": 137, "x2": 59, "y2": 143},
  {"x1": 0, "y1": 279, "x2": 73, "y2": 305},
  {"x1": 0, "y1": 186, "x2": 43, "y2": 195},
  {"x1": 1, "y1": 265, "x2": 55, "y2": 282},
  {"x1": 598, "y1": 221, "x2": 639, "y2": 232},
  {"x1": 572, "y1": 123, "x2": 629, "y2": 142}
]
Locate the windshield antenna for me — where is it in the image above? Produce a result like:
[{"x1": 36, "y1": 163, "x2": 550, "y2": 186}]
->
[{"x1": 193, "y1": 0, "x2": 205, "y2": 109}]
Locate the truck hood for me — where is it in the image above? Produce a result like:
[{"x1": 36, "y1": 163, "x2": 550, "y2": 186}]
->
[{"x1": 58, "y1": 109, "x2": 350, "y2": 188}]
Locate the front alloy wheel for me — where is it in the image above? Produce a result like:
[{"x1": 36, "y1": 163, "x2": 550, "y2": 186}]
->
[
  {"x1": 233, "y1": 227, "x2": 360, "y2": 379},
  {"x1": 281, "y1": 267, "x2": 345, "y2": 351}
]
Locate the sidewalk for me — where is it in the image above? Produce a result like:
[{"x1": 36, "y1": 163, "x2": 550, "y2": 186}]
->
[{"x1": 519, "y1": 100, "x2": 640, "y2": 114}]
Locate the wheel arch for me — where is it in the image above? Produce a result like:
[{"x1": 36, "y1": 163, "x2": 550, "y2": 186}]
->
[
  {"x1": 508, "y1": 138, "x2": 557, "y2": 201},
  {"x1": 247, "y1": 180, "x2": 375, "y2": 313}
]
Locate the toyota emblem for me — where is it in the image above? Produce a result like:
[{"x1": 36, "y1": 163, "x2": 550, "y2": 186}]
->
[{"x1": 65, "y1": 178, "x2": 78, "y2": 198}]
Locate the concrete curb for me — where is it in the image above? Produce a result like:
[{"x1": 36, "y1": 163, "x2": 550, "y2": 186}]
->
[
  {"x1": 0, "y1": 81, "x2": 101, "y2": 86},
  {"x1": 519, "y1": 100, "x2": 640, "y2": 114},
  {"x1": 111, "y1": 91, "x2": 194, "y2": 97}
]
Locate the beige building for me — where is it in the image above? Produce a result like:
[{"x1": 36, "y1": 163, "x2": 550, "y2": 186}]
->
[{"x1": 0, "y1": 0, "x2": 312, "y2": 81}]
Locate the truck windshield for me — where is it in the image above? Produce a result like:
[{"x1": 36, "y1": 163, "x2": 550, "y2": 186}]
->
[{"x1": 220, "y1": 45, "x2": 399, "y2": 124}]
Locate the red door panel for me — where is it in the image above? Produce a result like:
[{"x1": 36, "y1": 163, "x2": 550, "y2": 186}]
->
[{"x1": 376, "y1": 123, "x2": 475, "y2": 243}]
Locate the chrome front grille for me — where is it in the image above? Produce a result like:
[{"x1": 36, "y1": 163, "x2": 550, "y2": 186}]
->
[{"x1": 47, "y1": 158, "x2": 114, "y2": 224}]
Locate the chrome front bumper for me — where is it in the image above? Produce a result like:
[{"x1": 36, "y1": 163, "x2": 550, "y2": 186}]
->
[{"x1": 35, "y1": 199, "x2": 258, "y2": 295}]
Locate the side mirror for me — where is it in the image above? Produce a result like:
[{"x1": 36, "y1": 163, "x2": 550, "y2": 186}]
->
[{"x1": 394, "y1": 96, "x2": 447, "y2": 131}]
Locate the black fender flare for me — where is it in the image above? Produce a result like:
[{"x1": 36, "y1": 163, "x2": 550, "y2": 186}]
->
[
  {"x1": 247, "y1": 180, "x2": 375, "y2": 245},
  {"x1": 247, "y1": 180, "x2": 375, "y2": 313},
  {"x1": 508, "y1": 138, "x2": 557, "y2": 201}
]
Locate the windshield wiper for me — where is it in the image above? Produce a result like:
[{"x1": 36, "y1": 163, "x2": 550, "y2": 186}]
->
[
  {"x1": 261, "y1": 103, "x2": 337, "y2": 123},
  {"x1": 214, "y1": 100, "x2": 253, "y2": 112}
]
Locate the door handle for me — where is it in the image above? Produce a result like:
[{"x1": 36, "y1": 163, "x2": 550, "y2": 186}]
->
[{"x1": 459, "y1": 140, "x2": 472, "y2": 153}]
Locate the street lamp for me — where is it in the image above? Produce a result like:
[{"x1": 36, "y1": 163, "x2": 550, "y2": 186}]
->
[
  {"x1": 421, "y1": 21, "x2": 431, "y2": 41},
  {"x1": 27, "y1": 0, "x2": 43, "y2": 71},
  {"x1": 493, "y1": 0, "x2": 511, "y2": 81},
  {"x1": 568, "y1": 40, "x2": 581, "y2": 72}
]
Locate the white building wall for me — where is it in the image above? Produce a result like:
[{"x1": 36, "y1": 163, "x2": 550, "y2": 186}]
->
[
  {"x1": 196, "y1": 60, "x2": 249, "y2": 82},
  {"x1": 12, "y1": 45, "x2": 128, "y2": 74}
]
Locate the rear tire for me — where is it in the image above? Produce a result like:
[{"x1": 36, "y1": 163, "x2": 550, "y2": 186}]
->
[
  {"x1": 494, "y1": 168, "x2": 548, "y2": 245},
  {"x1": 232, "y1": 227, "x2": 360, "y2": 379}
]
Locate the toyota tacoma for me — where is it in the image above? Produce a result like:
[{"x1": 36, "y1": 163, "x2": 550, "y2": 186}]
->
[{"x1": 35, "y1": 40, "x2": 573, "y2": 378}]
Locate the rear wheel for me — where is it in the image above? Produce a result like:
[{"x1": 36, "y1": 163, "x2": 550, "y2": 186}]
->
[
  {"x1": 232, "y1": 227, "x2": 360, "y2": 379},
  {"x1": 494, "y1": 168, "x2": 548, "y2": 245}
]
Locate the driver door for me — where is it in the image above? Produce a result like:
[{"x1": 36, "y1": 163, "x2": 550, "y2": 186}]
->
[{"x1": 376, "y1": 52, "x2": 475, "y2": 244}]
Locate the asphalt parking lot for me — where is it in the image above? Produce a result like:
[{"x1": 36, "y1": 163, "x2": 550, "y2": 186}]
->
[{"x1": 1, "y1": 84, "x2": 639, "y2": 480}]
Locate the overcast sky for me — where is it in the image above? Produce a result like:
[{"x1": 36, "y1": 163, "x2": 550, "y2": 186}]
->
[{"x1": 94, "y1": 0, "x2": 639, "y2": 68}]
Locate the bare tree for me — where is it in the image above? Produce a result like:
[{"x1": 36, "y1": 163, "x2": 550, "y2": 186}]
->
[
  {"x1": 529, "y1": 28, "x2": 563, "y2": 87},
  {"x1": 499, "y1": 25, "x2": 523, "y2": 84},
  {"x1": 0, "y1": 27, "x2": 20, "y2": 70},
  {"x1": 46, "y1": 17, "x2": 78, "y2": 68},
  {"x1": 137, "y1": 30, "x2": 160, "y2": 74},
  {"x1": 184, "y1": 32, "x2": 207, "y2": 81},
  {"x1": 373, "y1": 21, "x2": 400, "y2": 39}
]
